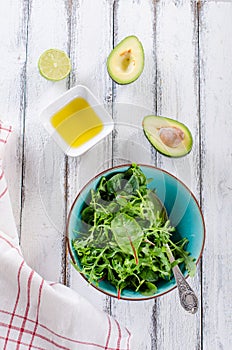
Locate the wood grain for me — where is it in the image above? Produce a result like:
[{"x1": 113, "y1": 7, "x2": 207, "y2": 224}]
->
[
  {"x1": 19, "y1": 0, "x2": 69, "y2": 281},
  {"x1": 0, "y1": 0, "x2": 27, "y2": 234},
  {"x1": 66, "y1": 0, "x2": 114, "y2": 311},
  {"x1": 154, "y1": 1, "x2": 202, "y2": 349},
  {"x1": 111, "y1": 1, "x2": 157, "y2": 349},
  {"x1": 1, "y1": 0, "x2": 232, "y2": 349},
  {"x1": 199, "y1": 1, "x2": 232, "y2": 349}
]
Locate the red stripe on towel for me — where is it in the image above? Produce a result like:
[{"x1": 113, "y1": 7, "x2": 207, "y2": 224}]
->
[
  {"x1": 49, "y1": 282, "x2": 59, "y2": 286},
  {"x1": 105, "y1": 315, "x2": 112, "y2": 349},
  {"x1": 0, "y1": 126, "x2": 12, "y2": 133},
  {"x1": 0, "y1": 322, "x2": 70, "y2": 350},
  {"x1": 115, "y1": 319, "x2": 122, "y2": 350},
  {"x1": 126, "y1": 328, "x2": 131, "y2": 350},
  {"x1": 3, "y1": 261, "x2": 24, "y2": 350},
  {"x1": 0, "y1": 234, "x2": 22, "y2": 256},
  {"x1": 0, "y1": 312, "x2": 123, "y2": 350},
  {"x1": 28, "y1": 279, "x2": 44, "y2": 349},
  {"x1": 0, "y1": 335, "x2": 45, "y2": 350},
  {"x1": 16, "y1": 270, "x2": 34, "y2": 349},
  {"x1": 0, "y1": 187, "x2": 7, "y2": 199}
]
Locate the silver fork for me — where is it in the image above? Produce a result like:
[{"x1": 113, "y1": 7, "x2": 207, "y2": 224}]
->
[{"x1": 165, "y1": 243, "x2": 198, "y2": 314}]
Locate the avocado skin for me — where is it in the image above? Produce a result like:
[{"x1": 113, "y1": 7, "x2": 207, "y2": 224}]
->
[
  {"x1": 107, "y1": 35, "x2": 145, "y2": 85},
  {"x1": 142, "y1": 115, "x2": 193, "y2": 158}
]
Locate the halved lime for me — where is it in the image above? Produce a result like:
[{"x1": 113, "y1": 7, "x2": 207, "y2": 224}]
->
[{"x1": 38, "y1": 49, "x2": 71, "y2": 81}]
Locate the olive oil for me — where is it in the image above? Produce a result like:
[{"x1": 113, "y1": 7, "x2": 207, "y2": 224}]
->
[{"x1": 51, "y1": 97, "x2": 103, "y2": 148}]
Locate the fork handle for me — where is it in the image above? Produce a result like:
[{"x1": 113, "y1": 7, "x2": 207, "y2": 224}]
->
[
  {"x1": 172, "y1": 264, "x2": 198, "y2": 314},
  {"x1": 165, "y1": 244, "x2": 198, "y2": 314}
]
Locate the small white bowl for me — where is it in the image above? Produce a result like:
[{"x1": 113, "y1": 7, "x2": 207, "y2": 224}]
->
[{"x1": 40, "y1": 85, "x2": 114, "y2": 157}]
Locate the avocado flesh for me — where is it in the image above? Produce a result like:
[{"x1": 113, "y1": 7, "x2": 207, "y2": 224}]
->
[
  {"x1": 107, "y1": 36, "x2": 144, "y2": 84},
  {"x1": 143, "y1": 115, "x2": 193, "y2": 157}
]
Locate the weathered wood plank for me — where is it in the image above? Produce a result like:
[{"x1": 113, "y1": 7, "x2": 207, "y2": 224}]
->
[
  {"x1": 0, "y1": 0, "x2": 27, "y2": 233},
  {"x1": 1, "y1": 1, "x2": 232, "y2": 349},
  {"x1": 155, "y1": 1, "x2": 202, "y2": 349},
  {"x1": 20, "y1": 0, "x2": 69, "y2": 281},
  {"x1": 66, "y1": 0, "x2": 114, "y2": 311},
  {"x1": 111, "y1": 1, "x2": 157, "y2": 349},
  {"x1": 199, "y1": 1, "x2": 232, "y2": 349}
]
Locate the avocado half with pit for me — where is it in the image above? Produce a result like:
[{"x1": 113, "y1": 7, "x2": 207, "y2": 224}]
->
[
  {"x1": 107, "y1": 36, "x2": 144, "y2": 84},
  {"x1": 143, "y1": 115, "x2": 193, "y2": 157}
]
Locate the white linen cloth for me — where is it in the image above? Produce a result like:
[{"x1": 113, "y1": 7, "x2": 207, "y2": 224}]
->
[{"x1": 0, "y1": 121, "x2": 132, "y2": 350}]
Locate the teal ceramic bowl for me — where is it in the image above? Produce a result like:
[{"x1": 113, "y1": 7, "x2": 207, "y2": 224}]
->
[{"x1": 67, "y1": 164, "x2": 205, "y2": 300}]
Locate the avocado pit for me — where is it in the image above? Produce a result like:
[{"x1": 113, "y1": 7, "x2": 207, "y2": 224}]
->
[
  {"x1": 120, "y1": 49, "x2": 136, "y2": 72},
  {"x1": 158, "y1": 127, "x2": 185, "y2": 148}
]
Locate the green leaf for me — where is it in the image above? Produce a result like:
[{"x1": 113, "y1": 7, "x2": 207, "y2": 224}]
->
[
  {"x1": 124, "y1": 174, "x2": 140, "y2": 194},
  {"x1": 116, "y1": 195, "x2": 128, "y2": 207},
  {"x1": 111, "y1": 213, "x2": 143, "y2": 263},
  {"x1": 97, "y1": 177, "x2": 107, "y2": 192},
  {"x1": 140, "y1": 267, "x2": 159, "y2": 282},
  {"x1": 106, "y1": 173, "x2": 124, "y2": 194},
  {"x1": 147, "y1": 191, "x2": 167, "y2": 223},
  {"x1": 185, "y1": 256, "x2": 196, "y2": 277},
  {"x1": 140, "y1": 282, "x2": 157, "y2": 296},
  {"x1": 81, "y1": 206, "x2": 94, "y2": 224},
  {"x1": 106, "y1": 201, "x2": 119, "y2": 213}
]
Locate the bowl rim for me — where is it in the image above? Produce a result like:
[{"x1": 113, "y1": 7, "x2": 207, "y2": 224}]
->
[{"x1": 66, "y1": 163, "x2": 206, "y2": 301}]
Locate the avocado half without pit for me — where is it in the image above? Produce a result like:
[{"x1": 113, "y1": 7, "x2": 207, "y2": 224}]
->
[
  {"x1": 107, "y1": 35, "x2": 144, "y2": 84},
  {"x1": 142, "y1": 115, "x2": 193, "y2": 157}
]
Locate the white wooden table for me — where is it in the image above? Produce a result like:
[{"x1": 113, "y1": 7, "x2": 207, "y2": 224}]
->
[{"x1": 1, "y1": 0, "x2": 232, "y2": 349}]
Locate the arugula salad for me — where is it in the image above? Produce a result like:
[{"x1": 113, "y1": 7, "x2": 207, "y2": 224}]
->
[{"x1": 72, "y1": 164, "x2": 196, "y2": 298}]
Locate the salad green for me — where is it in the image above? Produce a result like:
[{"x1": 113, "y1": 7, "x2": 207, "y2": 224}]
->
[{"x1": 72, "y1": 164, "x2": 196, "y2": 298}]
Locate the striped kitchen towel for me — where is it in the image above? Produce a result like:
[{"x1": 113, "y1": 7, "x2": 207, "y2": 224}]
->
[{"x1": 0, "y1": 121, "x2": 132, "y2": 350}]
